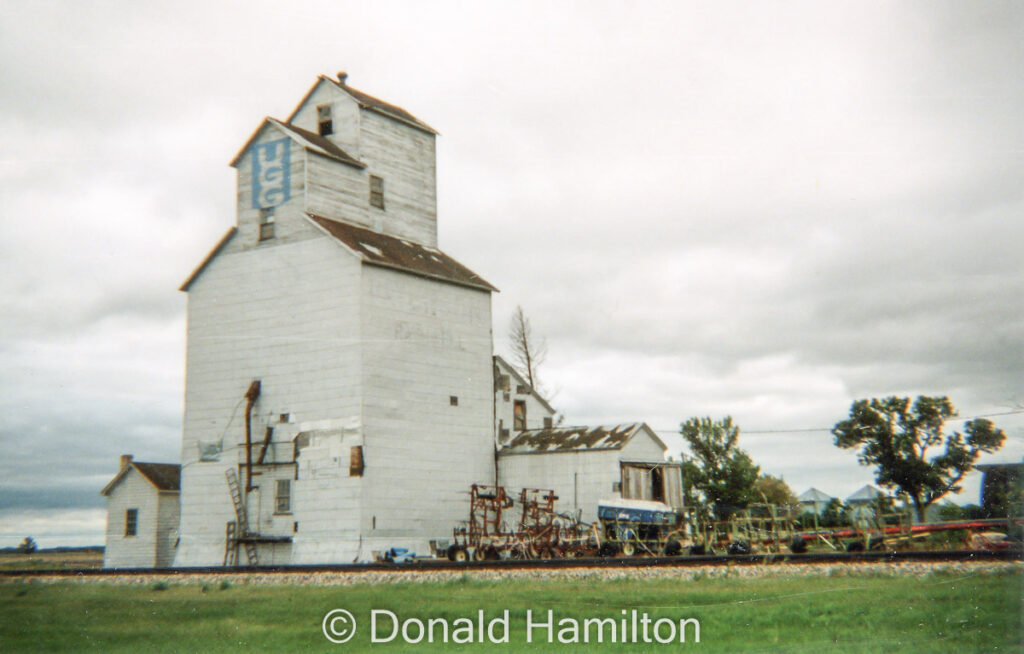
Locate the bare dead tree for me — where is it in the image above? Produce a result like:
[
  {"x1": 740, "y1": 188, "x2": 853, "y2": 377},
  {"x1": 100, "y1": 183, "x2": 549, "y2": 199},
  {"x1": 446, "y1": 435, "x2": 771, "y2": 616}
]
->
[{"x1": 508, "y1": 305, "x2": 547, "y2": 391}]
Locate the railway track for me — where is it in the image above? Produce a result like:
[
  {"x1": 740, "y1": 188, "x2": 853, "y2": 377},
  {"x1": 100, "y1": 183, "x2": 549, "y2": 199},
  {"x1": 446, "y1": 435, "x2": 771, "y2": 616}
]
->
[{"x1": 3, "y1": 548, "x2": 1020, "y2": 579}]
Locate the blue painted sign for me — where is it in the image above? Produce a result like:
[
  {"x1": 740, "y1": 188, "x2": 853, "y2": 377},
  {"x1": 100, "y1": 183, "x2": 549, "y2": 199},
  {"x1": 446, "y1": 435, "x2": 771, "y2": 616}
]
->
[{"x1": 251, "y1": 138, "x2": 291, "y2": 208}]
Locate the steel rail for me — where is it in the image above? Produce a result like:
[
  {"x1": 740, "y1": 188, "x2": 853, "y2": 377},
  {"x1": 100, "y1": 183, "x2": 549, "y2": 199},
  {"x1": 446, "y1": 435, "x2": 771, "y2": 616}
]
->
[{"x1": 2, "y1": 548, "x2": 1020, "y2": 578}]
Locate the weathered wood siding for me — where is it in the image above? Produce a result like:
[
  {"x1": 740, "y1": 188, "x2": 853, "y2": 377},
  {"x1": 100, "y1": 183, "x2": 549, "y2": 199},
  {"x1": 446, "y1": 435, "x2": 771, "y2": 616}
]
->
[
  {"x1": 359, "y1": 265, "x2": 494, "y2": 556},
  {"x1": 154, "y1": 492, "x2": 180, "y2": 567},
  {"x1": 230, "y1": 125, "x2": 319, "y2": 255},
  {"x1": 493, "y1": 359, "x2": 556, "y2": 444},
  {"x1": 497, "y1": 430, "x2": 668, "y2": 523},
  {"x1": 289, "y1": 79, "x2": 362, "y2": 161},
  {"x1": 357, "y1": 110, "x2": 437, "y2": 247},
  {"x1": 304, "y1": 152, "x2": 371, "y2": 229},
  {"x1": 289, "y1": 80, "x2": 438, "y2": 246},
  {"x1": 104, "y1": 469, "x2": 161, "y2": 568},
  {"x1": 176, "y1": 235, "x2": 363, "y2": 566}
]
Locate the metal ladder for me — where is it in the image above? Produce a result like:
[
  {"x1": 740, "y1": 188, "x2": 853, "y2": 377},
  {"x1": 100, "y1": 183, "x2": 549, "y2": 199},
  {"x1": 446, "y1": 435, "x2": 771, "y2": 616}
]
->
[
  {"x1": 225, "y1": 468, "x2": 258, "y2": 566},
  {"x1": 223, "y1": 521, "x2": 237, "y2": 566}
]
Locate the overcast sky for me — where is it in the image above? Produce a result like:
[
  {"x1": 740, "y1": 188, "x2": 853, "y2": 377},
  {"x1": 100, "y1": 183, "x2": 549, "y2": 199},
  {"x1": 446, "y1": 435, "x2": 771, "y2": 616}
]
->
[{"x1": 1, "y1": 1, "x2": 1022, "y2": 547}]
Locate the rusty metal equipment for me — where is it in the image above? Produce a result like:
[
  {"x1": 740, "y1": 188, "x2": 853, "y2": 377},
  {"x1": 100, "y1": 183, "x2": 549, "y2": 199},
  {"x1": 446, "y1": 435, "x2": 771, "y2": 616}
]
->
[{"x1": 449, "y1": 485, "x2": 594, "y2": 560}]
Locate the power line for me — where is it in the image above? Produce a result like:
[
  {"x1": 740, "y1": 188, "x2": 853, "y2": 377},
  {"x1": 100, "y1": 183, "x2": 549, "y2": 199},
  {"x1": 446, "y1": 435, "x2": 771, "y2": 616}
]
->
[{"x1": 652, "y1": 408, "x2": 1024, "y2": 437}]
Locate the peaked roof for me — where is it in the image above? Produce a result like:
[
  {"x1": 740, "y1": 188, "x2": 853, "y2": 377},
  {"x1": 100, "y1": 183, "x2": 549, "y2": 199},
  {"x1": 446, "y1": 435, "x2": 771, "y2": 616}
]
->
[
  {"x1": 287, "y1": 75, "x2": 438, "y2": 135},
  {"x1": 101, "y1": 462, "x2": 181, "y2": 496},
  {"x1": 798, "y1": 487, "x2": 834, "y2": 502},
  {"x1": 229, "y1": 117, "x2": 366, "y2": 168},
  {"x1": 493, "y1": 355, "x2": 555, "y2": 414},
  {"x1": 309, "y1": 214, "x2": 497, "y2": 292},
  {"x1": 846, "y1": 484, "x2": 884, "y2": 502},
  {"x1": 499, "y1": 422, "x2": 665, "y2": 455}
]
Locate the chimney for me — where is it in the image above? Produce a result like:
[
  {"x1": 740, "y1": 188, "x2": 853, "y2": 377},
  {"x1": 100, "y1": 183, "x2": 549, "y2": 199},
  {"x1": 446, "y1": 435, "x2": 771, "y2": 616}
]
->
[
  {"x1": 337, "y1": 71, "x2": 348, "y2": 85},
  {"x1": 120, "y1": 454, "x2": 133, "y2": 469}
]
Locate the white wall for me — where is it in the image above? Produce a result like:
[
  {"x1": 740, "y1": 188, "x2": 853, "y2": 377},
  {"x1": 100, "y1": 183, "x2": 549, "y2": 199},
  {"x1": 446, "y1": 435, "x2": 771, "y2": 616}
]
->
[
  {"x1": 176, "y1": 234, "x2": 363, "y2": 566},
  {"x1": 104, "y1": 469, "x2": 161, "y2": 568},
  {"x1": 359, "y1": 265, "x2": 494, "y2": 557},
  {"x1": 155, "y1": 492, "x2": 180, "y2": 568},
  {"x1": 498, "y1": 430, "x2": 669, "y2": 524}
]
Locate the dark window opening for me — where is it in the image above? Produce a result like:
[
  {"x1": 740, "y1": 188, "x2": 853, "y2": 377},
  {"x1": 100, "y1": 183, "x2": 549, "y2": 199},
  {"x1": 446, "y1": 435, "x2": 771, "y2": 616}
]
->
[
  {"x1": 317, "y1": 104, "x2": 333, "y2": 136},
  {"x1": 125, "y1": 508, "x2": 138, "y2": 537},
  {"x1": 350, "y1": 445, "x2": 364, "y2": 477},
  {"x1": 450, "y1": 395, "x2": 458, "y2": 406},
  {"x1": 259, "y1": 207, "x2": 275, "y2": 241},
  {"x1": 651, "y1": 468, "x2": 665, "y2": 502},
  {"x1": 369, "y1": 175, "x2": 385, "y2": 209},
  {"x1": 543, "y1": 416, "x2": 553, "y2": 429},
  {"x1": 516, "y1": 384, "x2": 528, "y2": 394},
  {"x1": 275, "y1": 479, "x2": 291, "y2": 513},
  {"x1": 513, "y1": 400, "x2": 527, "y2": 431}
]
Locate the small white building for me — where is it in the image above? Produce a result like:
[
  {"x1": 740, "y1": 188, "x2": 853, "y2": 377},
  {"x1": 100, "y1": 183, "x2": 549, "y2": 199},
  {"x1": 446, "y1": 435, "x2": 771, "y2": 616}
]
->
[
  {"x1": 497, "y1": 423, "x2": 683, "y2": 523},
  {"x1": 100, "y1": 455, "x2": 180, "y2": 568}
]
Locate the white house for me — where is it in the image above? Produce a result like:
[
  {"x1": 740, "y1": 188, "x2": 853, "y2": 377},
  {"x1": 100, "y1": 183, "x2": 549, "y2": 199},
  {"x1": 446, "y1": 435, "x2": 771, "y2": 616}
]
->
[
  {"x1": 174, "y1": 73, "x2": 497, "y2": 566},
  {"x1": 497, "y1": 423, "x2": 683, "y2": 523},
  {"x1": 101, "y1": 455, "x2": 180, "y2": 568}
]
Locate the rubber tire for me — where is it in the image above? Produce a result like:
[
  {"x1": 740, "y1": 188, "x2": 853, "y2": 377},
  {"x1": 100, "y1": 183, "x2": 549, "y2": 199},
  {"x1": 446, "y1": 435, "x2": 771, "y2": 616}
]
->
[
  {"x1": 789, "y1": 536, "x2": 808, "y2": 554},
  {"x1": 689, "y1": 544, "x2": 707, "y2": 556},
  {"x1": 451, "y1": 547, "x2": 469, "y2": 562},
  {"x1": 846, "y1": 540, "x2": 865, "y2": 552},
  {"x1": 727, "y1": 540, "x2": 752, "y2": 556},
  {"x1": 664, "y1": 540, "x2": 683, "y2": 556},
  {"x1": 472, "y1": 547, "x2": 488, "y2": 561},
  {"x1": 621, "y1": 541, "x2": 636, "y2": 557},
  {"x1": 599, "y1": 542, "x2": 620, "y2": 557}
]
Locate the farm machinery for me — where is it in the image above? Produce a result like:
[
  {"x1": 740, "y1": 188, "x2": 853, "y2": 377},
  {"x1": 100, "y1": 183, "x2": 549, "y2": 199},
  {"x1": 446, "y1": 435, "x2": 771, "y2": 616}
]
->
[
  {"x1": 446, "y1": 484, "x2": 1021, "y2": 561},
  {"x1": 447, "y1": 485, "x2": 593, "y2": 561}
]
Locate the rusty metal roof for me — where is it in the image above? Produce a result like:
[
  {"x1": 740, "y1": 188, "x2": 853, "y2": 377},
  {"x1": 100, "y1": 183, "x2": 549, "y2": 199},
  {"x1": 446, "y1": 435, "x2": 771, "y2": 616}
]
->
[
  {"x1": 499, "y1": 423, "x2": 650, "y2": 455},
  {"x1": 309, "y1": 215, "x2": 497, "y2": 292}
]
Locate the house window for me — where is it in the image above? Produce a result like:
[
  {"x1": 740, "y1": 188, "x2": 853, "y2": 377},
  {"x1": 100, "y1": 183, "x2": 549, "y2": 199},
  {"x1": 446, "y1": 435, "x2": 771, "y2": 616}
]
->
[
  {"x1": 125, "y1": 509, "x2": 138, "y2": 537},
  {"x1": 513, "y1": 400, "x2": 526, "y2": 431},
  {"x1": 450, "y1": 395, "x2": 459, "y2": 406},
  {"x1": 317, "y1": 104, "x2": 333, "y2": 136},
  {"x1": 259, "y1": 207, "x2": 275, "y2": 241},
  {"x1": 516, "y1": 384, "x2": 528, "y2": 395},
  {"x1": 369, "y1": 175, "x2": 385, "y2": 209},
  {"x1": 275, "y1": 479, "x2": 291, "y2": 513},
  {"x1": 543, "y1": 416, "x2": 553, "y2": 429}
]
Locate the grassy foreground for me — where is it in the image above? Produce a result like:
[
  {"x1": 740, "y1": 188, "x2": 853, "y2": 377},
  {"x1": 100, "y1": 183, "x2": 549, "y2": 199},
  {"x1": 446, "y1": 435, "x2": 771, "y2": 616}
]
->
[{"x1": 1, "y1": 570, "x2": 1020, "y2": 652}]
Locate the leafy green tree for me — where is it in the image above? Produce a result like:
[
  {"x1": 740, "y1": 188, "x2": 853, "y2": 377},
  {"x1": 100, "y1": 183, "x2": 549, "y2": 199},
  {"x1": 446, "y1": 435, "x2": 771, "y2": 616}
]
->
[
  {"x1": 680, "y1": 416, "x2": 760, "y2": 520},
  {"x1": 18, "y1": 537, "x2": 37, "y2": 555},
  {"x1": 819, "y1": 498, "x2": 849, "y2": 528},
  {"x1": 832, "y1": 396, "x2": 1006, "y2": 521},
  {"x1": 754, "y1": 474, "x2": 798, "y2": 507}
]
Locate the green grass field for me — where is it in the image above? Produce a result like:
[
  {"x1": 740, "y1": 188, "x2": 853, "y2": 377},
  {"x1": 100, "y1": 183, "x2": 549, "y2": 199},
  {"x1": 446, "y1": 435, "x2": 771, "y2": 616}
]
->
[{"x1": 1, "y1": 570, "x2": 1020, "y2": 652}]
